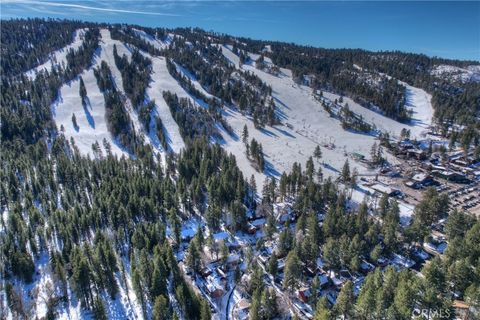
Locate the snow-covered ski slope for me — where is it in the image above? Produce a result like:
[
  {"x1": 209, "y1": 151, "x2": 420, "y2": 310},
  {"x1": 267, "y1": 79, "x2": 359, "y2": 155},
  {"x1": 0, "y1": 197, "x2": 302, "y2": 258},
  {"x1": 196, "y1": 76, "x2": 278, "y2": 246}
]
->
[
  {"x1": 52, "y1": 29, "x2": 133, "y2": 157},
  {"x1": 217, "y1": 44, "x2": 434, "y2": 186},
  {"x1": 132, "y1": 28, "x2": 170, "y2": 50},
  {"x1": 37, "y1": 28, "x2": 433, "y2": 186},
  {"x1": 26, "y1": 28, "x2": 87, "y2": 79},
  {"x1": 51, "y1": 29, "x2": 191, "y2": 157},
  {"x1": 143, "y1": 54, "x2": 187, "y2": 153}
]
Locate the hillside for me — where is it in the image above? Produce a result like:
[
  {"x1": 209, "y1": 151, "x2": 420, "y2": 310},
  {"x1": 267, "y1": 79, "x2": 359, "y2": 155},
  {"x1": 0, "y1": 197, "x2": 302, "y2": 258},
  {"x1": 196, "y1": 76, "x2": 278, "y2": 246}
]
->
[{"x1": 1, "y1": 19, "x2": 479, "y2": 320}]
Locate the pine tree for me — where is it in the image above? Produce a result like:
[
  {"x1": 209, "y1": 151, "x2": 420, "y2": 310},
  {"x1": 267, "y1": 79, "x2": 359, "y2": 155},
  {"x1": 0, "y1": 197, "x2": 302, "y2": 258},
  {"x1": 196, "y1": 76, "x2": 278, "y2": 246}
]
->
[
  {"x1": 220, "y1": 240, "x2": 229, "y2": 267},
  {"x1": 261, "y1": 288, "x2": 278, "y2": 319},
  {"x1": 268, "y1": 254, "x2": 278, "y2": 278},
  {"x1": 93, "y1": 297, "x2": 107, "y2": 320},
  {"x1": 249, "y1": 289, "x2": 261, "y2": 320},
  {"x1": 341, "y1": 159, "x2": 351, "y2": 183},
  {"x1": 152, "y1": 295, "x2": 170, "y2": 320},
  {"x1": 306, "y1": 156, "x2": 315, "y2": 180},
  {"x1": 370, "y1": 142, "x2": 378, "y2": 164},
  {"x1": 335, "y1": 280, "x2": 355, "y2": 319},
  {"x1": 313, "y1": 297, "x2": 331, "y2": 320},
  {"x1": 200, "y1": 299, "x2": 211, "y2": 320},
  {"x1": 314, "y1": 145, "x2": 322, "y2": 160},
  {"x1": 186, "y1": 241, "x2": 200, "y2": 272},
  {"x1": 283, "y1": 250, "x2": 300, "y2": 290},
  {"x1": 79, "y1": 76, "x2": 87, "y2": 101},
  {"x1": 242, "y1": 124, "x2": 249, "y2": 145},
  {"x1": 72, "y1": 113, "x2": 78, "y2": 129}
]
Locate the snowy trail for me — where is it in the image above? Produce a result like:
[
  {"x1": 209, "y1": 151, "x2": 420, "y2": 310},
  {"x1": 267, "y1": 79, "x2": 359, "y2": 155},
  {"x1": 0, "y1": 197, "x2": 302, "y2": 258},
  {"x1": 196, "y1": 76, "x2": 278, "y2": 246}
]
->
[
  {"x1": 218, "y1": 45, "x2": 383, "y2": 186},
  {"x1": 27, "y1": 28, "x2": 87, "y2": 79},
  {"x1": 174, "y1": 62, "x2": 216, "y2": 101},
  {"x1": 402, "y1": 82, "x2": 434, "y2": 136},
  {"x1": 144, "y1": 55, "x2": 187, "y2": 153},
  {"x1": 52, "y1": 67, "x2": 127, "y2": 157},
  {"x1": 322, "y1": 88, "x2": 432, "y2": 140},
  {"x1": 52, "y1": 29, "x2": 146, "y2": 157},
  {"x1": 98, "y1": 29, "x2": 163, "y2": 154},
  {"x1": 132, "y1": 28, "x2": 170, "y2": 50},
  {"x1": 216, "y1": 45, "x2": 437, "y2": 188}
]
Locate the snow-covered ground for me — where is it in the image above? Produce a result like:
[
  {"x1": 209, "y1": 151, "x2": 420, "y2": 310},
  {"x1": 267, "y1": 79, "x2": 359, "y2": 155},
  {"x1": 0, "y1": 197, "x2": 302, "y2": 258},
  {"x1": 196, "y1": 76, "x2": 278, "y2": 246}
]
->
[
  {"x1": 401, "y1": 82, "x2": 434, "y2": 137},
  {"x1": 431, "y1": 64, "x2": 480, "y2": 83},
  {"x1": 52, "y1": 29, "x2": 133, "y2": 157},
  {"x1": 26, "y1": 29, "x2": 87, "y2": 79},
  {"x1": 219, "y1": 45, "x2": 397, "y2": 187},
  {"x1": 52, "y1": 66, "x2": 127, "y2": 157},
  {"x1": 143, "y1": 55, "x2": 189, "y2": 153},
  {"x1": 132, "y1": 28, "x2": 170, "y2": 50},
  {"x1": 48, "y1": 30, "x2": 435, "y2": 192},
  {"x1": 321, "y1": 81, "x2": 434, "y2": 140},
  {"x1": 217, "y1": 45, "x2": 437, "y2": 188}
]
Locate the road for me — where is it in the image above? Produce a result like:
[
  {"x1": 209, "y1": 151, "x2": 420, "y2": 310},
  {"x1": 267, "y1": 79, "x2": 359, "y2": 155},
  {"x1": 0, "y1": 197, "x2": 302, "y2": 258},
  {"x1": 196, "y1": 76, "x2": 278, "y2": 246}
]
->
[
  {"x1": 256, "y1": 260, "x2": 310, "y2": 319},
  {"x1": 225, "y1": 284, "x2": 236, "y2": 320}
]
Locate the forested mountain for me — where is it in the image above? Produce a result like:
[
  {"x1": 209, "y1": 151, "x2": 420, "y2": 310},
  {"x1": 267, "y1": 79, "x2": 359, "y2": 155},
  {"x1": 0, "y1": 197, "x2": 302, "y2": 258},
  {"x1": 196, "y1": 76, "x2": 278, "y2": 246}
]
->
[
  {"x1": 1, "y1": 19, "x2": 479, "y2": 320},
  {"x1": 224, "y1": 36, "x2": 480, "y2": 126}
]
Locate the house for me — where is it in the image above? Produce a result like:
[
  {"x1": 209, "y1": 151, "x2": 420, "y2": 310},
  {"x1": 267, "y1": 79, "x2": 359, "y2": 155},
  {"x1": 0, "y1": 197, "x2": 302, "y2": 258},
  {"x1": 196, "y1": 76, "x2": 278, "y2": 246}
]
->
[
  {"x1": 297, "y1": 287, "x2": 311, "y2": 303},
  {"x1": 432, "y1": 170, "x2": 470, "y2": 183},
  {"x1": 412, "y1": 172, "x2": 433, "y2": 185},
  {"x1": 353, "y1": 276, "x2": 366, "y2": 296},
  {"x1": 329, "y1": 271, "x2": 347, "y2": 288},
  {"x1": 206, "y1": 274, "x2": 225, "y2": 298},
  {"x1": 235, "y1": 299, "x2": 251, "y2": 320},
  {"x1": 199, "y1": 266, "x2": 213, "y2": 278},
  {"x1": 412, "y1": 248, "x2": 430, "y2": 262},
  {"x1": 406, "y1": 149, "x2": 427, "y2": 160},
  {"x1": 258, "y1": 252, "x2": 270, "y2": 265},
  {"x1": 370, "y1": 183, "x2": 400, "y2": 197},
  {"x1": 226, "y1": 253, "x2": 241, "y2": 269},
  {"x1": 250, "y1": 218, "x2": 266, "y2": 230},
  {"x1": 425, "y1": 241, "x2": 448, "y2": 255},
  {"x1": 452, "y1": 300, "x2": 473, "y2": 320},
  {"x1": 316, "y1": 273, "x2": 330, "y2": 289},
  {"x1": 391, "y1": 253, "x2": 415, "y2": 270},
  {"x1": 406, "y1": 172, "x2": 435, "y2": 189},
  {"x1": 360, "y1": 260, "x2": 375, "y2": 274}
]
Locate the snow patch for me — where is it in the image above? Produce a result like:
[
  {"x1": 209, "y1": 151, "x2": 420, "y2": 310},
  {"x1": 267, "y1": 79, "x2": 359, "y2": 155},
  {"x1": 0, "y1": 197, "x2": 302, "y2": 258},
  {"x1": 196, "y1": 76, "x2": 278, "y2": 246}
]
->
[
  {"x1": 26, "y1": 29, "x2": 87, "y2": 79},
  {"x1": 431, "y1": 64, "x2": 480, "y2": 83}
]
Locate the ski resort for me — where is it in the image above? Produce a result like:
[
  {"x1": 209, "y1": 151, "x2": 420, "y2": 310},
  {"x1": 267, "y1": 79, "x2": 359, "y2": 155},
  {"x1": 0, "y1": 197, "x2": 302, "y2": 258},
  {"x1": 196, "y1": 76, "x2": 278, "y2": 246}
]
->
[{"x1": 1, "y1": 5, "x2": 479, "y2": 320}]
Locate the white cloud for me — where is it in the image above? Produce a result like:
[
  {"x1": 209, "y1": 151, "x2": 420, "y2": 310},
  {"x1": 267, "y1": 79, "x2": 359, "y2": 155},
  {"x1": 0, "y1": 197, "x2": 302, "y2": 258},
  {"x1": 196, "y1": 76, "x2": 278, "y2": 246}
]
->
[{"x1": 3, "y1": 0, "x2": 181, "y2": 16}]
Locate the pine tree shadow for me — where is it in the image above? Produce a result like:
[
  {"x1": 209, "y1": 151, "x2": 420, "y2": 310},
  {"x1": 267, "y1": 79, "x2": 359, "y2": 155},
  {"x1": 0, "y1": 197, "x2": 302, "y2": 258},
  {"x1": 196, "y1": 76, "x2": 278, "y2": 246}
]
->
[{"x1": 83, "y1": 97, "x2": 95, "y2": 129}]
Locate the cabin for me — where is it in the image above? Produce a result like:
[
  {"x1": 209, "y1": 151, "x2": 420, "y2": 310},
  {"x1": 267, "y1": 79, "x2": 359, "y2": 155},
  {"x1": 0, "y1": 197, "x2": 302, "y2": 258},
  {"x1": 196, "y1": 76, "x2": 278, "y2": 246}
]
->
[
  {"x1": 205, "y1": 274, "x2": 225, "y2": 298},
  {"x1": 370, "y1": 183, "x2": 400, "y2": 197},
  {"x1": 432, "y1": 170, "x2": 470, "y2": 183},
  {"x1": 391, "y1": 253, "x2": 415, "y2": 270},
  {"x1": 406, "y1": 172, "x2": 434, "y2": 189}
]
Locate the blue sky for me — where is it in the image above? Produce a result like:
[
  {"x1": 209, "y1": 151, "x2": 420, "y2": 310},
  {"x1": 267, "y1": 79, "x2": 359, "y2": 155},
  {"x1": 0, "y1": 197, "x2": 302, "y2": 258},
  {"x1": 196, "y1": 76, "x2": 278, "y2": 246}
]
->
[{"x1": 1, "y1": 1, "x2": 479, "y2": 61}]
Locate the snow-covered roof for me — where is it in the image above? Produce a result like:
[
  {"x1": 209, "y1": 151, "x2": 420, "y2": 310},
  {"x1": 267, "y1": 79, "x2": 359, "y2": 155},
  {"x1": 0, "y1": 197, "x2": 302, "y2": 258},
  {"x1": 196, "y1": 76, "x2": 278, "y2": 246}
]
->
[
  {"x1": 213, "y1": 231, "x2": 229, "y2": 241},
  {"x1": 392, "y1": 253, "x2": 415, "y2": 269}
]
